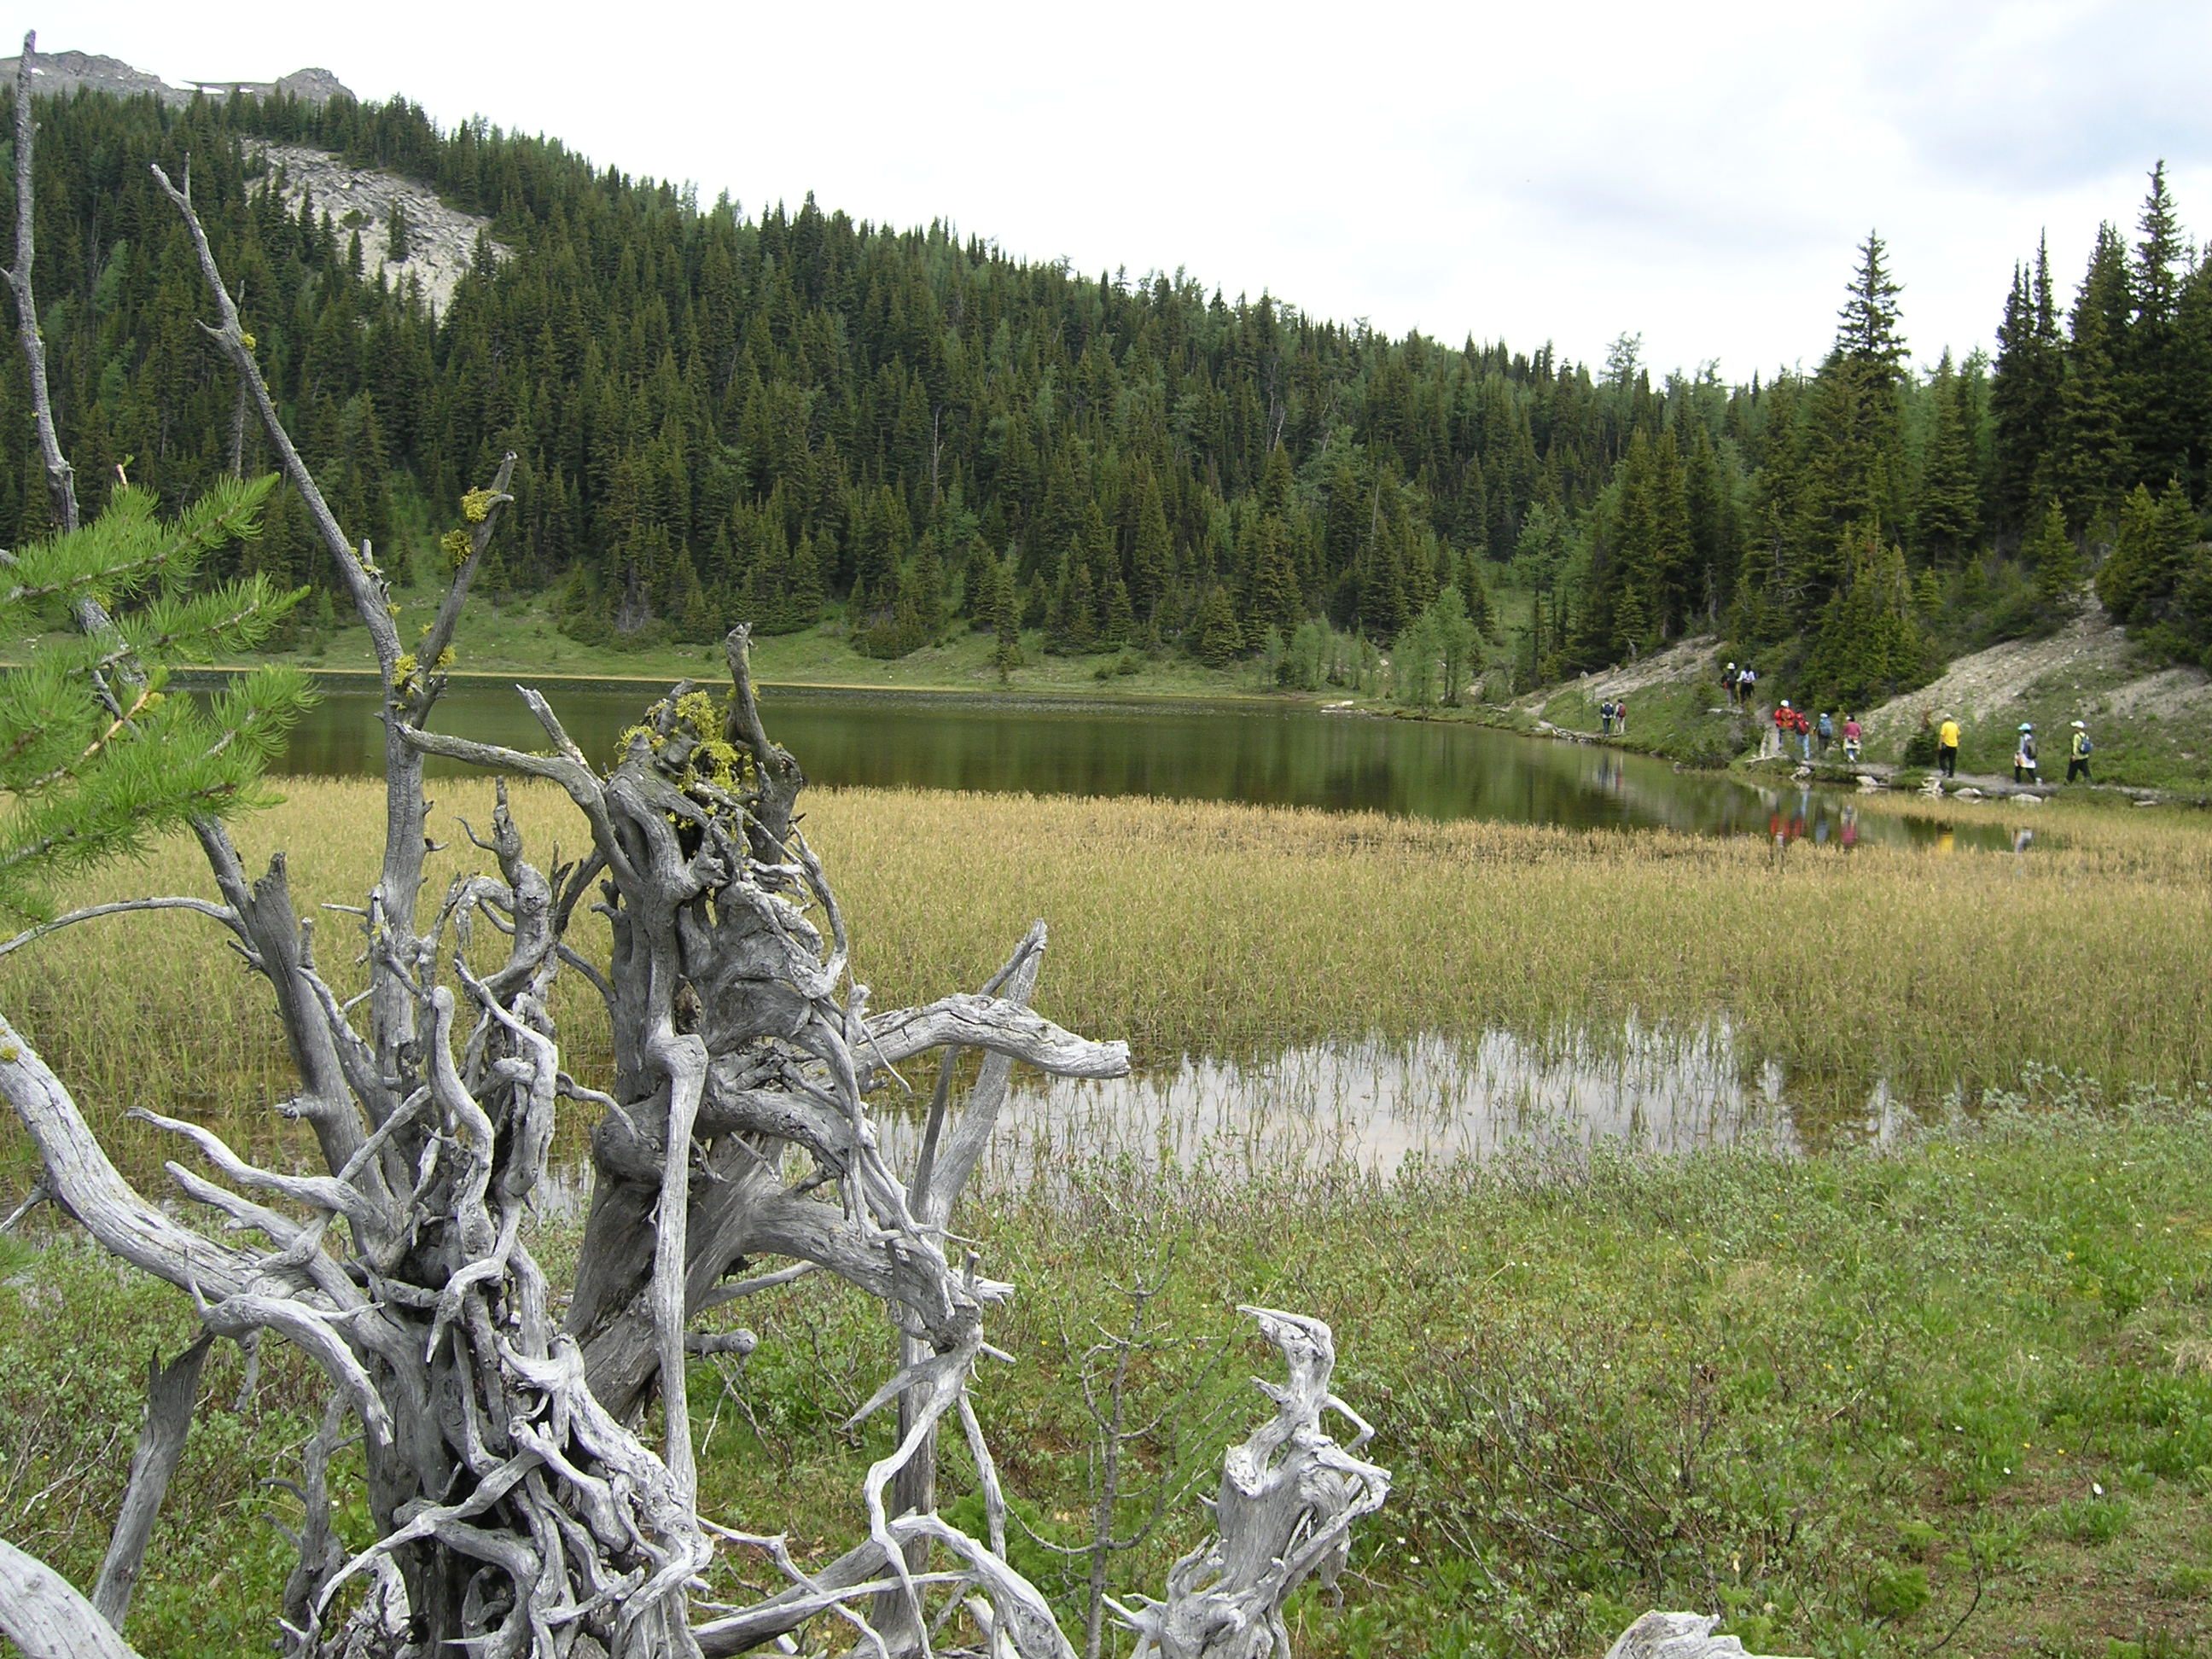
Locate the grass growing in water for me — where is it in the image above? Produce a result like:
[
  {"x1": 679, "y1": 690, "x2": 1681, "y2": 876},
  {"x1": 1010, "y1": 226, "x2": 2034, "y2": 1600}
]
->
[{"x1": 0, "y1": 781, "x2": 2208, "y2": 1190}]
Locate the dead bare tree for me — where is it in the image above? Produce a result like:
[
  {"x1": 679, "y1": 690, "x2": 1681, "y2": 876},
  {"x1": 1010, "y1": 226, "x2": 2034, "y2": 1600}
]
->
[
  {"x1": 0, "y1": 65, "x2": 1389, "y2": 1659},
  {"x1": 4, "y1": 33, "x2": 74, "y2": 539}
]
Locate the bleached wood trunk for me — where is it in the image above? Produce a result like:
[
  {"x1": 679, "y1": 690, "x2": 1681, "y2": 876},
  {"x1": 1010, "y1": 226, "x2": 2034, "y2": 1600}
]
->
[{"x1": 0, "y1": 98, "x2": 1391, "y2": 1659}]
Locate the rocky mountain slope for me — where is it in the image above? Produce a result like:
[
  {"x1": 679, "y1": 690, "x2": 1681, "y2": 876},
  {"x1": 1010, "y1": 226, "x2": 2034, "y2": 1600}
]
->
[
  {"x1": 4, "y1": 48, "x2": 497, "y2": 314},
  {"x1": 247, "y1": 143, "x2": 499, "y2": 314},
  {"x1": 0, "y1": 48, "x2": 348, "y2": 106}
]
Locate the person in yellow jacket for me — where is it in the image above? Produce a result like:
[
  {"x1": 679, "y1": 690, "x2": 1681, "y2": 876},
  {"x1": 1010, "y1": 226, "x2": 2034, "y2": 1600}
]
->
[{"x1": 1936, "y1": 714, "x2": 1960, "y2": 778}]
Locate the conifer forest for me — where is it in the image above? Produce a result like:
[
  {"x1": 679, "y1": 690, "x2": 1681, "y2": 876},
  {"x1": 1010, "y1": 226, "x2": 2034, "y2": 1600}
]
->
[{"x1": 7, "y1": 79, "x2": 2212, "y2": 709}]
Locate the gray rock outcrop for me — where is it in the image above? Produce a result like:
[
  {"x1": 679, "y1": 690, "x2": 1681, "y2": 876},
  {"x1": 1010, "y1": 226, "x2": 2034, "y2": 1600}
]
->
[
  {"x1": 0, "y1": 49, "x2": 352, "y2": 106},
  {"x1": 248, "y1": 143, "x2": 503, "y2": 314}
]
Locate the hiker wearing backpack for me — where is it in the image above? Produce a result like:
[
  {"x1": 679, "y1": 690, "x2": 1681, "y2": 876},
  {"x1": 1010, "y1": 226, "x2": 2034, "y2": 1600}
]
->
[
  {"x1": 1842, "y1": 713, "x2": 1862, "y2": 763},
  {"x1": 2014, "y1": 723, "x2": 2040, "y2": 785},
  {"x1": 2068, "y1": 720, "x2": 2093, "y2": 783},
  {"x1": 1816, "y1": 711, "x2": 1833, "y2": 758}
]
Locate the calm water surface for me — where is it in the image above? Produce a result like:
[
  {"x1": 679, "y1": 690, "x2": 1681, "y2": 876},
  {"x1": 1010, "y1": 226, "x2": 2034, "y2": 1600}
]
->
[{"x1": 246, "y1": 672, "x2": 2007, "y2": 851}]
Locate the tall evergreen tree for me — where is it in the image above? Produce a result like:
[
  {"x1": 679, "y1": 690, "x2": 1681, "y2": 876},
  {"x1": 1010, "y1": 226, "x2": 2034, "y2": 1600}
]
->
[
  {"x1": 1989, "y1": 240, "x2": 2064, "y2": 543},
  {"x1": 2054, "y1": 228, "x2": 2133, "y2": 532},
  {"x1": 1802, "y1": 533, "x2": 1929, "y2": 708},
  {"x1": 1913, "y1": 351, "x2": 1982, "y2": 566},
  {"x1": 1779, "y1": 233, "x2": 1912, "y2": 622},
  {"x1": 2123, "y1": 163, "x2": 2192, "y2": 489}
]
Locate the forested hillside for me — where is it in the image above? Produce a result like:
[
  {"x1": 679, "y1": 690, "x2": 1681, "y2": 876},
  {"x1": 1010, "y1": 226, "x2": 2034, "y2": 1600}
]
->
[{"x1": 5, "y1": 78, "x2": 2211, "y2": 703}]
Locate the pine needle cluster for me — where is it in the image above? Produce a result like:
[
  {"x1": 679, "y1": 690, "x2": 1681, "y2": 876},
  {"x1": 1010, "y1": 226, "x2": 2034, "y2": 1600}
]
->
[{"x1": 0, "y1": 475, "x2": 316, "y2": 921}]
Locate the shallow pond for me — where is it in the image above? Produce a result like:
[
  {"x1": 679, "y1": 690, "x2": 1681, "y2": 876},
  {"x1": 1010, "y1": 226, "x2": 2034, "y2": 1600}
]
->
[
  {"x1": 879, "y1": 1024, "x2": 1807, "y2": 1190},
  {"x1": 528, "y1": 1023, "x2": 1907, "y2": 1220}
]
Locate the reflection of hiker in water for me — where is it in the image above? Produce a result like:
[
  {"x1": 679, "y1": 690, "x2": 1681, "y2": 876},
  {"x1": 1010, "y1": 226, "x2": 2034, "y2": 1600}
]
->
[
  {"x1": 1937, "y1": 714, "x2": 1960, "y2": 778},
  {"x1": 1841, "y1": 804, "x2": 1859, "y2": 849},
  {"x1": 2068, "y1": 719, "x2": 2093, "y2": 783},
  {"x1": 2013, "y1": 722, "x2": 2039, "y2": 784}
]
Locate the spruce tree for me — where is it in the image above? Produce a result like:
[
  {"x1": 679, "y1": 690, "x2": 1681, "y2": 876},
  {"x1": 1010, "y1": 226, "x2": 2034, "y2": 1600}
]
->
[
  {"x1": 2097, "y1": 484, "x2": 2167, "y2": 624},
  {"x1": 1195, "y1": 585, "x2": 1244, "y2": 666},
  {"x1": 1249, "y1": 514, "x2": 1303, "y2": 637},
  {"x1": 1913, "y1": 351, "x2": 1983, "y2": 566},
  {"x1": 1132, "y1": 476, "x2": 1172, "y2": 615},
  {"x1": 2054, "y1": 229, "x2": 2133, "y2": 530},
  {"x1": 787, "y1": 529, "x2": 825, "y2": 629},
  {"x1": 1684, "y1": 425, "x2": 1738, "y2": 620},
  {"x1": 2123, "y1": 163, "x2": 2191, "y2": 487},
  {"x1": 1784, "y1": 235, "x2": 1912, "y2": 623},
  {"x1": 990, "y1": 557, "x2": 1023, "y2": 679},
  {"x1": 2026, "y1": 498, "x2": 2083, "y2": 611},
  {"x1": 1101, "y1": 579, "x2": 1134, "y2": 647},
  {"x1": 1803, "y1": 533, "x2": 1928, "y2": 708}
]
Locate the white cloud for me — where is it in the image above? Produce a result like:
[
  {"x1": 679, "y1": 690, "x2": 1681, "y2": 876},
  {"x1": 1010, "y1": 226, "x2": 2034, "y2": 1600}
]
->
[{"x1": 14, "y1": 0, "x2": 2210, "y2": 381}]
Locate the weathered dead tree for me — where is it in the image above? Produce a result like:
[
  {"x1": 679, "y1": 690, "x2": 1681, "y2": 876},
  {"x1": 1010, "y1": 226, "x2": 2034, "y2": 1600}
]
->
[
  {"x1": 1115, "y1": 1310, "x2": 1389, "y2": 1659},
  {"x1": 4, "y1": 33, "x2": 76, "y2": 538},
  {"x1": 0, "y1": 84, "x2": 1389, "y2": 1659}
]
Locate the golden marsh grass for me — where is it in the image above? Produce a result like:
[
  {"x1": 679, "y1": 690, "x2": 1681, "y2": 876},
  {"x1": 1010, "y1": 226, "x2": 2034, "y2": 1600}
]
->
[{"x1": 0, "y1": 779, "x2": 2206, "y2": 1187}]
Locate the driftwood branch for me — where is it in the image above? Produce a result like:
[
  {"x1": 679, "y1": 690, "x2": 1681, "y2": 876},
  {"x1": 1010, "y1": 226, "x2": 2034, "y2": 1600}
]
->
[
  {"x1": 1118, "y1": 1309, "x2": 1392, "y2": 1659},
  {"x1": 0, "y1": 896, "x2": 242, "y2": 962},
  {"x1": 861, "y1": 990, "x2": 1126, "y2": 1086},
  {"x1": 148, "y1": 160, "x2": 387, "y2": 667},
  {"x1": 0, "y1": 1537, "x2": 144, "y2": 1659},
  {"x1": 90, "y1": 1334, "x2": 213, "y2": 1627}
]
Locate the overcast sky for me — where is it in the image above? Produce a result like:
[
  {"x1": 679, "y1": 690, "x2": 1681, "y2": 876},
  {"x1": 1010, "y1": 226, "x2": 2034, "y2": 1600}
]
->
[{"x1": 17, "y1": 1, "x2": 2211, "y2": 383}]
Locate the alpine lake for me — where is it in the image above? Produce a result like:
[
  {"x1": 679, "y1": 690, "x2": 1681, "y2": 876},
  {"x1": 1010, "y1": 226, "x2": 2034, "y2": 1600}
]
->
[{"x1": 216, "y1": 672, "x2": 2018, "y2": 1182}]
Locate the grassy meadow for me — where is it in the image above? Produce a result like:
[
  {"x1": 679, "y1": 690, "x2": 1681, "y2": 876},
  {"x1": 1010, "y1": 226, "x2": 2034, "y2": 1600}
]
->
[
  {"x1": 8, "y1": 1093, "x2": 2212, "y2": 1656},
  {"x1": 4, "y1": 782, "x2": 2212, "y2": 1655},
  {"x1": 191, "y1": 583, "x2": 1285, "y2": 701}
]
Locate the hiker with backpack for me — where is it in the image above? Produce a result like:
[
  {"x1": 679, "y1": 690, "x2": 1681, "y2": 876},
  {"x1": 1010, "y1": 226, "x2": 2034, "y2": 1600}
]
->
[
  {"x1": 1816, "y1": 710, "x2": 1834, "y2": 759},
  {"x1": 2068, "y1": 720, "x2": 2093, "y2": 783},
  {"x1": 1842, "y1": 713, "x2": 1862, "y2": 763},
  {"x1": 2014, "y1": 722, "x2": 2040, "y2": 785}
]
